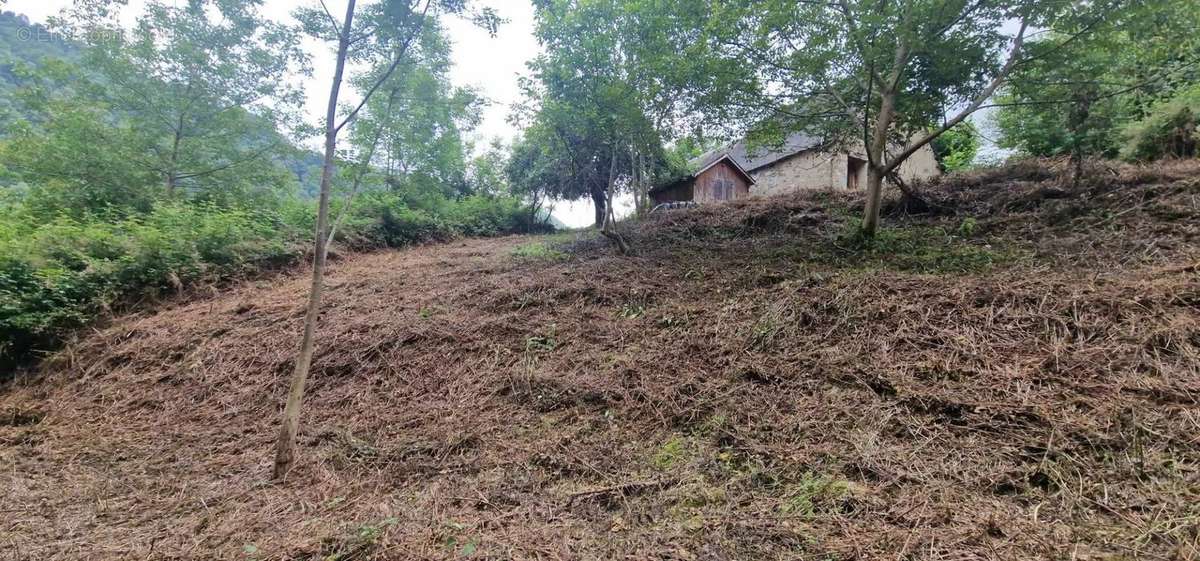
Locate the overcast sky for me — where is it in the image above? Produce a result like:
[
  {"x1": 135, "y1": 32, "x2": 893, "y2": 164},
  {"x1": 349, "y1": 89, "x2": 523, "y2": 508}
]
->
[{"x1": 8, "y1": 0, "x2": 617, "y2": 227}]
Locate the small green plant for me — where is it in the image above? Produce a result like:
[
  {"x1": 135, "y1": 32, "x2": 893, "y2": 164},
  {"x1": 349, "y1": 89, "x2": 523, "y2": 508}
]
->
[
  {"x1": 652, "y1": 435, "x2": 689, "y2": 470},
  {"x1": 618, "y1": 302, "x2": 646, "y2": 319},
  {"x1": 957, "y1": 217, "x2": 977, "y2": 237},
  {"x1": 656, "y1": 313, "x2": 687, "y2": 328},
  {"x1": 510, "y1": 241, "x2": 567, "y2": 261},
  {"x1": 749, "y1": 308, "x2": 785, "y2": 351},
  {"x1": 525, "y1": 324, "x2": 558, "y2": 352},
  {"x1": 779, "y1": 472, "x2": 852, "y2": 517},
  {"x1": 696, "y1": 413, "x2": 729, "y2": 436},
  {"x1": 441, "y1": 521, "x2": 479, "y2": 557},
  {"x1": 319, "y1": 517, "x2": 398, "y2": 561}
]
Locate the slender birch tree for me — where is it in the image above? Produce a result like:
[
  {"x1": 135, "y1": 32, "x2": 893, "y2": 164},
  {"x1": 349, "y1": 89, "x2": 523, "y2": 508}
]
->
[{"x1": 272, "y1": 0, "x2": 497, "y2": 480}]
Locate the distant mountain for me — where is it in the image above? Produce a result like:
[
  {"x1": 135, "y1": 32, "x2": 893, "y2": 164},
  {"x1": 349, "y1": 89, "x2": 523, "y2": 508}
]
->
[{"x1": 0, "y1": 11, "x2": 77, "y2": 122}]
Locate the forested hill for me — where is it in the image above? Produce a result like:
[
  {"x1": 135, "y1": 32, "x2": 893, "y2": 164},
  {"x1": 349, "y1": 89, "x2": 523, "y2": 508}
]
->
[
  {"x1": 0, "y1": 10, "x2": 325, "y2": 193},
  {"x1": 0, "y1": 12, "x2": 75, "y2": 121}
]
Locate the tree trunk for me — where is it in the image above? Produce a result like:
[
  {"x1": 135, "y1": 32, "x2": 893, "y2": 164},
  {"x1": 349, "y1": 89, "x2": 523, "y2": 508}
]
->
[
  {"x1": 272, "y1": 0, "x2": 356, "y2": 482},
  {"x1": 165, "y1": 114, "x2": 185, "y2": 196},
  {"x1": 862, "y1": 165, "x2": 885, "y2": 237},
  {"x1": 322, "y1": 89, "x2": 399, "y2": 263},
  {"x1": 1070, "y1": 92, "x2": 1092, "y2": 187},
  {"x1": 591, "y1": 184, "x2": 606, "y2": 228},
  {"x1": 600, "y1": 148, "x2": 631, "y2": 254},
  {"x1": 862, "y1": 102, "x2": 893, "y2": 236}
]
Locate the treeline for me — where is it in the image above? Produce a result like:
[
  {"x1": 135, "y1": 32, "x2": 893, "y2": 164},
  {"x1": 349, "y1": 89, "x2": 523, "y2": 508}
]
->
[
  {"x1": 507, "y1": 0, "x2": 1199, "y2": 247},
  {"x1": 0, "y1": 4, "x2": 546, "y2": 370},
  {"x1": 992, "y1": 3, "x2": 1200, "y2": 164}
]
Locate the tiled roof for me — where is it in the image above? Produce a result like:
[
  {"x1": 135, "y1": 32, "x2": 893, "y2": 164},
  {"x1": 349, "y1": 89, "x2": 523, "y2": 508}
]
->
[{"x1": 690, "y1": 132, "x2": 824, "y2": 173}]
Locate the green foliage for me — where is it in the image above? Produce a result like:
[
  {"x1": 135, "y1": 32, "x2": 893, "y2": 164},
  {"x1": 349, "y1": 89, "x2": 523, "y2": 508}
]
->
[
  {"x1": 778, "y1": 472, "x2": 852, "y2": 517},
  {"x1": 958, "y1": 217, "x2": 978, "y2": 237},
  {"x1": 524, "y1": 325, "x2": 558, "y2": 353},
  {"x1": 0, "y1": 12, "x2": 76, "y2": 124},
  {"x1": 671, "y1": 0, "x2": 1106, "y2": 164},
  {"x1": 994, "y1": 2, "x2": 1200, "y2": 159},
  {"x1": 317, "y1": 517, "x2": 399, "y2": 561},
  {"x1": 931, "y1": 122, "x2": 980, "y2": 172},
  {"x1": 0, "y1": 3, "x2": 545, "y2": 371},
  {"x1": 834, "y1": 222, "x2": 1002, "y2": 273},
  {"x1": 1121, "y1": 85, "x2": 1200, "y2": 161},
  {"x1": 41, "y1": 0, "x2": 309, "y2": 198},
  {"x1": 510, "y1": 242, "x2": 567, "y2": 262},
  {"x1": 512, "y1": 0, "x2": 701, "y2": 225},
  {"x1": 652, "y1": 436, "x2": 689, "y2": 470},
  {"x1": 0, "y1": 202, "x2": 299, "y2": 368},
  {"x1": 0, "y1": 189, "x2": 541, "y2": 370}
]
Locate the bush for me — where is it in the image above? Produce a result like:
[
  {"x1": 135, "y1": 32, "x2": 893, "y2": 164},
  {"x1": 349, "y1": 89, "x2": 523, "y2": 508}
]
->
[
  {"x1": 0, "y1": 203, "x2": 310, "y2": 370},
  {"x1": 0, "y1": 189, "x2": 547, "y2": 370},
  {"x1": 1121, "y1": 85, "x2": 1200, "y2": 161},
  {"x1": 931, "y1": 121, "x2": 980, "y2": 172}
]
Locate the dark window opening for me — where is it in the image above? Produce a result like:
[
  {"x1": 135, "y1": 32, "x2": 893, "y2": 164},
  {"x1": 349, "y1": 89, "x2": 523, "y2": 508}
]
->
[{"x1": 847, "y1": 157, "x2": 866, "y2": 190}]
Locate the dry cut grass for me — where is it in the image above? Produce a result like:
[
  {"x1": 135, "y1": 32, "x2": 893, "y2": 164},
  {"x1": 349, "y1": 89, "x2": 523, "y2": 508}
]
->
[{"x1": 1, "y1": 159, "x2": 1199, "y2": 560}]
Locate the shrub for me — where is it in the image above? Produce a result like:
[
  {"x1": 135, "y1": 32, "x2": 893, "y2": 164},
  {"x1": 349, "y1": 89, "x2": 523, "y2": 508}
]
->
[
  {"x1": 0, "y1": 203, "x2": 306, "y2": 371},
  {"x1": 0, "y1": 188, "x2": 547, "y2": 371},
  {"x1": 931, "y1": 121, "x2": 981, "y2": 172},
  {"x1": 1121, "y1": 85, "x2": 1200, "y2": 161}
]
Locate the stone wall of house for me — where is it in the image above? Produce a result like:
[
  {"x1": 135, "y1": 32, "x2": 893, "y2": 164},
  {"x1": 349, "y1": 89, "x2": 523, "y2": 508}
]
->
[
  {"x1": 749, "y1": 143, "x2": 940, "y2": 197},
  {"x1": 892, "y1": 144, "x2": 941, "y2": 185},
  {"x1": 749, "y1": 151, "x2": 841, "y2": 197}
]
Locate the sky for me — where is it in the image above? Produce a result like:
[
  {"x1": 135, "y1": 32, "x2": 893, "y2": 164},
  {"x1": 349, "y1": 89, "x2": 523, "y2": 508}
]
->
[{"x1": 6, "y1": 0, "x2": 615, "y2": 227}]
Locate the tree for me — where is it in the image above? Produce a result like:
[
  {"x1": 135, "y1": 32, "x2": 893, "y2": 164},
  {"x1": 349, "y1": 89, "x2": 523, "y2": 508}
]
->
[
  {"x1": 685, "y1": 0, "x2": 1119, "y2": 235},
  {"x1": 52, "y1": 0, "x2": 308, "y2": 199},
  {"x1": 517, "y1": 0, "x2": 702, "y2": 249},
  {"x1": 1121, "y1": 84, "x2": 1200, "y2": 161},
  {"x1": 931, "y1": 121, "x2": 980, "y2": 172},
  {"x1": 468, "y1": 139, "x2": 512, "y2": 197},
  {"x1": 325, "y1": 21, "x2": 482, "y2": 252},
  {"x1": 994, "y1": 0, "x2": 1200, "y2": 169},
  {"x1": 272, "y1": 0, "x2": 498, "y2": 480}
]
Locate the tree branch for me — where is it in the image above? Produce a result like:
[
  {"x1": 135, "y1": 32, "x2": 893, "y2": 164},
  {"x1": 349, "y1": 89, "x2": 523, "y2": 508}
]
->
[
  {"x1": 334, "y1": 0, "x2": 432, "y2": 134},
  {"x1": 884, "y1": 18, "x2": 1028, "y2": 173}
]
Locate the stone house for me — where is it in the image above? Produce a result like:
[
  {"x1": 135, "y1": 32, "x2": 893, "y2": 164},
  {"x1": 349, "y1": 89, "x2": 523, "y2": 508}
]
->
[{"x1": 650, "y1": 132, "x2": 940, "y2": 204}]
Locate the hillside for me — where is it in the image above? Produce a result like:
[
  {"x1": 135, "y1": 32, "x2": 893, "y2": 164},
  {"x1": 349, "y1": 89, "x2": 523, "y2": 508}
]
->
[
  {"x1": 0, "y1": 11, "x2": 75, "y2": 122},
  {"x1": 1, "y1": 160, "x2": 1198, "y2": 560}
]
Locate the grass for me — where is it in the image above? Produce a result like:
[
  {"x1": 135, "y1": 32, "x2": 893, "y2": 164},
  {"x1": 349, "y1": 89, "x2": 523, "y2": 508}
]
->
[
  {"x1": 510, "y1": 241, "x2": 568, "y2": 262},
  {"x1": 316, "y1": 517, "x2": 399, "y2": 561},
  {"x1": 653, "y1": 435, "x2": 690, "y2": 470},
  {"x1": 524, "y1": 324, "x2": 558, "y2": 352},
  {"x1": 827, "y1": 220, "x2": 1007, "y2": 273},
  {"x1": 778, "y1": 473, "x2": 853, "y2": 517}
]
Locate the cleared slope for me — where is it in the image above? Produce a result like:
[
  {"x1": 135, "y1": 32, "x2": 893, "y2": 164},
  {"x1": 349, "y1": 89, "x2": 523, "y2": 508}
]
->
[{"x1": 2, "y1": 160, "x2": 1199, "y2": 560}]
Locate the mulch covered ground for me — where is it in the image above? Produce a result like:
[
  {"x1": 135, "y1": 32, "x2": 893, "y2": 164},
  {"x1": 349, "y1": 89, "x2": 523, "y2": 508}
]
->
[{"x1": 2, "y1": 159, "x2": 1198, "y2": 560}]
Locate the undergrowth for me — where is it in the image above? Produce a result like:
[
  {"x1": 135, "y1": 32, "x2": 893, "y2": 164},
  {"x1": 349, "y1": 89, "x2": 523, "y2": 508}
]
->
[
  {"x1": 0, "y1": 193, "x2": 549, "y2": 372},
  {"x1": 510, "y1": 241, "x2": 568, "y2": 262},
  {"x1": 827, "y1": 219, "x2": 1007, "y2": 273}
]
